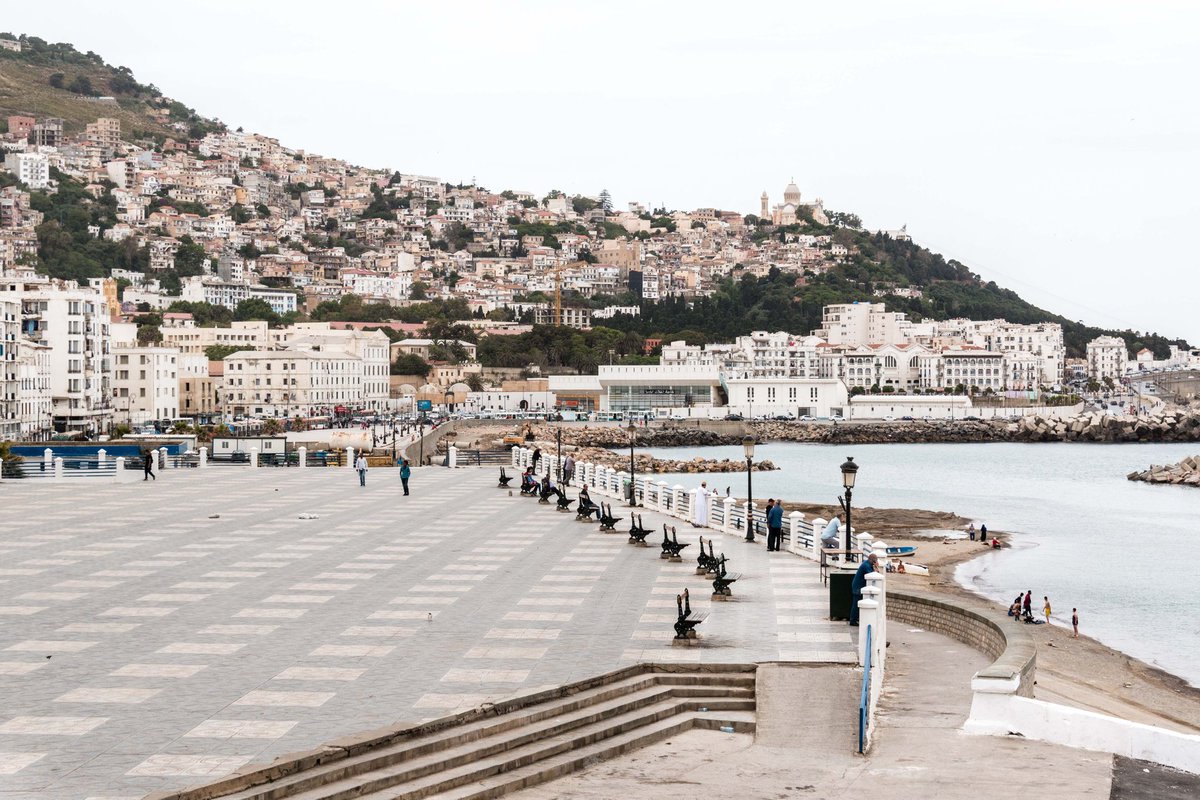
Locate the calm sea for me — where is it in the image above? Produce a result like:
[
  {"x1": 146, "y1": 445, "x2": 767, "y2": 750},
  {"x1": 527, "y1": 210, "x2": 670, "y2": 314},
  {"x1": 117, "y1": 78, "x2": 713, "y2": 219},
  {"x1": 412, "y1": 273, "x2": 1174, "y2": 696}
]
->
[{"x1": 636, "y1": 440, "x2": 1200, "y2": 686}]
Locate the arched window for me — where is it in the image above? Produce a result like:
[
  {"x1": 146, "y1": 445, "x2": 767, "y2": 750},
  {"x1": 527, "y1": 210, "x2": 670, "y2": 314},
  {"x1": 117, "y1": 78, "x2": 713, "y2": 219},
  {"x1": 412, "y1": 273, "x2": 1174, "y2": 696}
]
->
[{"x1": 883, "y1": 356, "x2": 897, "y2": 368}]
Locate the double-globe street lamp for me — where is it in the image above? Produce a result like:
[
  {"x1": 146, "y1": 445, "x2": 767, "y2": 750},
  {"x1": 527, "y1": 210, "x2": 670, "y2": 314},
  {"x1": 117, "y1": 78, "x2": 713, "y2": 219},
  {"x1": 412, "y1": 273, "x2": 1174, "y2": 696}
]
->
[
  {"x1": 839, "y1": 456, "x2": 859, "y2": 558},
  {"x1": 743, "y1": 436, "x2": 756, "y2": 542}
]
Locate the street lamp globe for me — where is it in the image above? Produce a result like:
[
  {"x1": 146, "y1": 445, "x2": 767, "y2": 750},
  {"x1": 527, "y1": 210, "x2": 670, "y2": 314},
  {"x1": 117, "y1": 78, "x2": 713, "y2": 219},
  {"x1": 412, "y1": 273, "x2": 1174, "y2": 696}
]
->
[
  {"x1": 742, "y1": 436, "x2": 756, "y2": 460},
  {"x1": 840, "y1": 456, "x2": 858, "y2": 489}
]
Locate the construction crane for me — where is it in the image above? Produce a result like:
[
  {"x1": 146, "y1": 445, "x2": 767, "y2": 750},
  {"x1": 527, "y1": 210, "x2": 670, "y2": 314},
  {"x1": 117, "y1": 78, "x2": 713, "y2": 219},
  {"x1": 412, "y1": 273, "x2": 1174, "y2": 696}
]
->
[{"x1": 554, "y1": 260, "x2": 586, "y2": 326}]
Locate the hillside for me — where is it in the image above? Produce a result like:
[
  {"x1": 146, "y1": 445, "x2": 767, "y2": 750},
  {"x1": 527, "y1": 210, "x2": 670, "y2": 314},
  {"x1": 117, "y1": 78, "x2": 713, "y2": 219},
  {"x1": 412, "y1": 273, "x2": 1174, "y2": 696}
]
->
[
  {"x1": 0, "y1": 33, "x2": 221, "y2": 141},
  {"x1": 1, "y1": 33, "x2": 1188, "y2": 373}
]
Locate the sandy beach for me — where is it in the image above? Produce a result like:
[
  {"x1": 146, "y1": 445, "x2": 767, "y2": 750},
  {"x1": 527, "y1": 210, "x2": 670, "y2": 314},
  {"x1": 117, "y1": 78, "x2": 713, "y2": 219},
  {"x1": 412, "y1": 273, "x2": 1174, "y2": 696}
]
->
[{"x1": 881, "y1": 528, "x2": 1200, "y2": 732}]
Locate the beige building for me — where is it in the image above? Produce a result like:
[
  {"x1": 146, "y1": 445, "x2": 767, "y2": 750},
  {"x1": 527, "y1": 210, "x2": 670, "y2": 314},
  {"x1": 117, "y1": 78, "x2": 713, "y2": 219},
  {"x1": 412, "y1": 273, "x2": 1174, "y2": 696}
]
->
[
  {"x1": 178, "y1": 355, "x2": 218, "y2": 420},
  {"x1": 223, "y1": 349, "x2": 365, "y2": 417},
  {"x1": 161, "y1": 320, "x2": 271, "y2": 356}
]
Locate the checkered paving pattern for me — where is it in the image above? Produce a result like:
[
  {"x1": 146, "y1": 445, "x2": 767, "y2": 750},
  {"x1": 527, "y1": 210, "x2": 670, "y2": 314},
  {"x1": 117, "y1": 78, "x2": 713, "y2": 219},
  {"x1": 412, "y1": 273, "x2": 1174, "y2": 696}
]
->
[{"x1": 0, "y1": 466, "x2": 853, "y2": 798}]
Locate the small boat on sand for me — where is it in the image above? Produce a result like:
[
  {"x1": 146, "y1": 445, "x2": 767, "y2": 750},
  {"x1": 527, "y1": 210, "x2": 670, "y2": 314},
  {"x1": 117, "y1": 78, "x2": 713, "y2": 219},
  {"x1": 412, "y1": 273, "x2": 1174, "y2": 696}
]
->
[{"x1": 884, "y1": 545, "x2": 918, "y2": 558}]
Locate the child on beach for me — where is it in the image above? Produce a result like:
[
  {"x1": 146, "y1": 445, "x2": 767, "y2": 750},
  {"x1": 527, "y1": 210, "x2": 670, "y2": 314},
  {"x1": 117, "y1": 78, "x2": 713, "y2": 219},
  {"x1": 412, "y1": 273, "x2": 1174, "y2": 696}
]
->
[{"x1": 1043, "y1": 596, "x2": 1052, "y2": 625}]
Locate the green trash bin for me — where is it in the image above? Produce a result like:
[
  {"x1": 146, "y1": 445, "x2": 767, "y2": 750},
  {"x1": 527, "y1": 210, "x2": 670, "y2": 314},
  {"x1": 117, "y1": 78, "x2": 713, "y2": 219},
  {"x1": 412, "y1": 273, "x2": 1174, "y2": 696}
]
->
[{"x1": 829, "y1": 570, "x2": 855, "y2": 621}]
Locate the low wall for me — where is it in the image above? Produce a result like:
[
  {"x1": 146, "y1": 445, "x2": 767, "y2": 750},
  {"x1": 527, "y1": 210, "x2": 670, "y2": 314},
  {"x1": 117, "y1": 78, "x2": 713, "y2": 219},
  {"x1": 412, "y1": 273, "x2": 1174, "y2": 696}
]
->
[
  {"x1": 886, "y1": 589, "x2": 1035, "y2": 697},
  {"x1": 889, "y1": 590, "x2": 1200, "y2": 775}
]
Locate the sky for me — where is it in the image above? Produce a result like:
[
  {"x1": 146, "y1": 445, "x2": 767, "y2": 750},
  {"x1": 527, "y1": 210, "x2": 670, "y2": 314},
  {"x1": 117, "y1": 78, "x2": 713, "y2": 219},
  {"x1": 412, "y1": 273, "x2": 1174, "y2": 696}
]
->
[{"x1": 6, "y1": 1, "x2": 1199, "y2": 344}]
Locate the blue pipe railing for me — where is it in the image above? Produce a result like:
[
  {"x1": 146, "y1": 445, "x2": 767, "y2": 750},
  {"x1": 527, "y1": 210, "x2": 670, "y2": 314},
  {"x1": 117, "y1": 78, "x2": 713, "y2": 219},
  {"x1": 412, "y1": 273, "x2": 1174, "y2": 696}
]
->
[{"x1": 858, "y1": 623, "x2": 873, "y2": 753}]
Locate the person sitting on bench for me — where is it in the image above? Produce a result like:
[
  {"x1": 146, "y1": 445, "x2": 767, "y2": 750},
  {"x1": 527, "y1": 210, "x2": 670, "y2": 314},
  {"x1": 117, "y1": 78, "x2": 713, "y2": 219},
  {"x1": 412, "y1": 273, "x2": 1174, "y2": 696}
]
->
[
  {"x1": 541, "y1": 475, "x2": 565, "y2": 503},
  {"x1": 577, "y1": 485, "x2": 600, "y2": 519},
  {"x1": 521, "y1": 467, "x2": 540, "y2": 495}
]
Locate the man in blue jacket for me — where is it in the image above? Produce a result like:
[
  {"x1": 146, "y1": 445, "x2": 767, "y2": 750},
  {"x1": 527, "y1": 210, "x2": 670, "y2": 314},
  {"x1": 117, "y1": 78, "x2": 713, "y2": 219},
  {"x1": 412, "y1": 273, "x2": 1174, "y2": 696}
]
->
[
  {"x1": 766, "y1": 498, "x2": 784, "y2": 552},
  {"x1": 850, "y1": 552, "x2": 878, "y2": 626}
]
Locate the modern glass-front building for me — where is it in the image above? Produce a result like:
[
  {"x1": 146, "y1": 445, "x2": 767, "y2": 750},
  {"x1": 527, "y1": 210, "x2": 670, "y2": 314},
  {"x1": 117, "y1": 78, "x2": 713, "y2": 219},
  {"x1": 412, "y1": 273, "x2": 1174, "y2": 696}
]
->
[
  {"x1": 607, "y1": 384, "x2": 713, "y2": 413},
  {"x1": 597, "y1": 365, "x2": 722, "y2": 414}
]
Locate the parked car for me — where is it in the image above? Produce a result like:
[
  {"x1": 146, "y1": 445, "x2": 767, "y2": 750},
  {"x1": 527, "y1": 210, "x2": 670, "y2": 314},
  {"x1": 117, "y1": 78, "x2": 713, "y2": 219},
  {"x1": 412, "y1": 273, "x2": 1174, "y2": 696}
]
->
[
  {"x1": 900, "y1": 415, "x2": 915, "y2": 421},
  {"x1": 882, "y1": 415, "x2": 896, "y2": 422},
  {"x1": 723, "y1": 414, "x2": 744, "y2": 421},
  {"x1": 798, "y1": 415, "x2": 815, "y2": 421}
]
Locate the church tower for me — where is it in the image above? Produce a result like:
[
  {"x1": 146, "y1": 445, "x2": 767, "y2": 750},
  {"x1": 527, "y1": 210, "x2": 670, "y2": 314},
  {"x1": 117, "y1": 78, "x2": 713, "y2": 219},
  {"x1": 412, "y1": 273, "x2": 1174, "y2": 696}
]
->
[{"x1": 760, "y1": 190, "x2": 768, "y2": 218}]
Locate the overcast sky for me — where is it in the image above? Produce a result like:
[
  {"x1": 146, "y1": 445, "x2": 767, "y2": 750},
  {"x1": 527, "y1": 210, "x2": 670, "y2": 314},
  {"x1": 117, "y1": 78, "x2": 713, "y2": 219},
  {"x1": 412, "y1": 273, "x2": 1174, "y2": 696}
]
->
[{"x1": 7, "y1": 2, "x2": 1199, "y2": 344}]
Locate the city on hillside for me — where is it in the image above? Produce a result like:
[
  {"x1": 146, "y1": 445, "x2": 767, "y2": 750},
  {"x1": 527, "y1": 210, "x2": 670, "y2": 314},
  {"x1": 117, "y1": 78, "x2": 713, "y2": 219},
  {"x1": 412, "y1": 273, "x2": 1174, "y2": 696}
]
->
[{"x1": 2, "y1": 82, "x2": 1197, "y2": 438}]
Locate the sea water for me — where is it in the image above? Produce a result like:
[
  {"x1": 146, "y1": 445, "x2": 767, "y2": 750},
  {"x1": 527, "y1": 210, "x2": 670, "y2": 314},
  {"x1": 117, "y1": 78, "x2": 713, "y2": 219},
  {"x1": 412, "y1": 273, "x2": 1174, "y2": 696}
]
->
[{"x1": 636, "y1": 440, "x2": 1200, "y2": 686}]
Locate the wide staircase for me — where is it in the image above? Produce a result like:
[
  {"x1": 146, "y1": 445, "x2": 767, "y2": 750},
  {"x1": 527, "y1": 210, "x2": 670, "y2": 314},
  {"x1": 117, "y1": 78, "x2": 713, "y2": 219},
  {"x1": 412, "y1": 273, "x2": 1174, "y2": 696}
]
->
[{"x1": 153, "y1": 663, "x2": 757, "y2": 800}]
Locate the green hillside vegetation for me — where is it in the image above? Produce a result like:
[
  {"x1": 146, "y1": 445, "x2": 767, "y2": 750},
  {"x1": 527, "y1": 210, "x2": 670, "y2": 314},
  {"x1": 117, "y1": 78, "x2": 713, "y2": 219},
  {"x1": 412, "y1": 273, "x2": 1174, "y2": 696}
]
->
[
  {"x1": 0, "y1": 33, "x2": 221, "y2": 141},
  {"x1": 590, "y1": 216, "x2": 1187, "y2": 362}
]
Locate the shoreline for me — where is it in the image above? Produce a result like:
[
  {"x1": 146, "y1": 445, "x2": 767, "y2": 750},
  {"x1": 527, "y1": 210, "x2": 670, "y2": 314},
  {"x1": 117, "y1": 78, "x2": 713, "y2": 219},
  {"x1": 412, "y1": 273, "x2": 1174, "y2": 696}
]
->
[
  {"x1": 483, "y1": 420, "x2": 1200, "y2": 728},
  {"x1": 879, "y1": 526, "x2": 1200, "y2": 732}
]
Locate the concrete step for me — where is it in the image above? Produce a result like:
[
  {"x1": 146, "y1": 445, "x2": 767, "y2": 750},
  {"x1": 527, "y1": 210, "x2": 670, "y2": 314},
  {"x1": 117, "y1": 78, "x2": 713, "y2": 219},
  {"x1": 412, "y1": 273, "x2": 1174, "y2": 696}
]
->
[
  {"x1": 287, "y1": 693, "x2": 744, "y2": 800},
  {"x1": 351, "y1": 705, "x2": 756, "y2": 800},
  {"x1": 421, "y1": 711, "x2": 757, "y2": 800},
  {"x1": 211, "y1": 670, "x2": 754, "y2": 800}
]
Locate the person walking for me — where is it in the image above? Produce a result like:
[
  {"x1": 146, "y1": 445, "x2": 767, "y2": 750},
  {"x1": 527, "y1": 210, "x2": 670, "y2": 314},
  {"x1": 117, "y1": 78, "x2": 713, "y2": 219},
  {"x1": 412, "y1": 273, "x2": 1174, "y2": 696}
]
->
[
  {"x1": 399, "y1": 458, "x2": 411, "y2": 496},
  {"x1": 1071, "y1": 608, "x2": 1079, "y2": 638},
  {"x1": 1043, "y1": 596, "x2": 1052, "y2": 625},
  {"x1": 562, "y1": 455, "x2": 575, "y2": 487},
  {"x1": 980, "y1": 523, "x2": 988, "y2": 542},
  {"x1": 766, "y1": 498, "x2": 784, "y2": 552},
  {"x1": 355, "y1": 454, "x2": 368, "y2": 486},
  {"x1": 967, "y1": 523, "x2": 976, "y2": 542},
  {"x1": 849, "y1": 553, "x2": 878, "y2": 626},
  {"x1": 531, "y1": 448, "x2": 542, "y2": 472},
  {"x1": 143, "y1": 449, "x2": 156, "y2": 481}
]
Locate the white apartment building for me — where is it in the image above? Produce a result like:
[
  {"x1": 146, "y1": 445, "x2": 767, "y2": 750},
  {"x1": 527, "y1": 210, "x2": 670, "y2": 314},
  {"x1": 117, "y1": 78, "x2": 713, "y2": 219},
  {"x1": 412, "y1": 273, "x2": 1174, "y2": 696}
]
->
[
  {"x1": 249, "y1": 286, "x2": 298, "y2": 316},
  {"x1": 2, "y1": 273, "x2": 113, "y2": 434},
  {"x1": 0, "y1": 296, "x2": 21, "y2": 438},
  {"x1": 222, "y1": 349, "x2": 365, "y2": 417},
  {"x1": 16, "y1": 339, "x2": 52, "y2": 438},
  {"x1": 978, "y1": 322, "x2": 1065, "y2": 387},
  {"x1": 111, "y1": 346, "x2": 180, "y2": 426},
  {"x1": 340, "y1": 269, "x2": 412, "y2": 302},
  {"x1": 1086, "y1": 336, "x2": 1129, "y2": 384},
  {"x1": 285, "y1": 325, "x2": 390, "y2": 412},
  {"x1": 815, "y1": 302, "x2": 914, "y2": 346},
  {"x1": 725, "y1": 377, "x2": 848, "y2": 418},
  {"x1": 4, "y1": 151, "x2": 52, "y2": 190}
]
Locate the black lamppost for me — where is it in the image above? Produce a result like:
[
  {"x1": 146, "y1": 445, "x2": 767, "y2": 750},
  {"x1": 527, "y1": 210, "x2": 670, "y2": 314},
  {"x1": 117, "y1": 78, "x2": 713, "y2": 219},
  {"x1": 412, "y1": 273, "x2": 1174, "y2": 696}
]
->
[
  {"x1": 418, "y1": 414, "x2": 429, "y2": 466},
  {"x1": 743, "y1": 436, "x2": 756, "y2": 542},
  {"x1": 839, "y1": 456, "x2": 859, "y2": 557},
  {"x1": 556, "y1": 424, "x2": 563, "y2": 484},
  {"x1": 626, "y1": 419, "x2": 638, "y2": 506}
]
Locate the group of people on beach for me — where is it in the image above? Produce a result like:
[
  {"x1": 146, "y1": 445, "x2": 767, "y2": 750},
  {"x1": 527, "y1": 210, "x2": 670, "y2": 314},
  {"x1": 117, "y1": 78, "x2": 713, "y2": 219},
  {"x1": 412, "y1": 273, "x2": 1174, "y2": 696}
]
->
[
  {"x1": 966, "y1": 522, "x2": 1002, "y2": 549},
  {"x1": 1008, "y1": 589, "x2": 1079, "y2": 637}
]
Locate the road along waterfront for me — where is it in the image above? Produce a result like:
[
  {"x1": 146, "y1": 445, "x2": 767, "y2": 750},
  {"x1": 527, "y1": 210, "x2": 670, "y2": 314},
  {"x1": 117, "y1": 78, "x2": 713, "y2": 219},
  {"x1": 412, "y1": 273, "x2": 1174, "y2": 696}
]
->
[{"x1": 631, "y1": 440, "x2": 1200, "y2": 688}]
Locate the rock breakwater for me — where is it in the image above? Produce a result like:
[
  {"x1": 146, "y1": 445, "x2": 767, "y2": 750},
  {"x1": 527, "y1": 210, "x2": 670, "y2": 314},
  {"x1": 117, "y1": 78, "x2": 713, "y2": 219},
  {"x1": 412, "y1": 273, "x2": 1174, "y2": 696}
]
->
[{"x1": 1127, "y1": 455, "x2": 1200, "y2": 487}]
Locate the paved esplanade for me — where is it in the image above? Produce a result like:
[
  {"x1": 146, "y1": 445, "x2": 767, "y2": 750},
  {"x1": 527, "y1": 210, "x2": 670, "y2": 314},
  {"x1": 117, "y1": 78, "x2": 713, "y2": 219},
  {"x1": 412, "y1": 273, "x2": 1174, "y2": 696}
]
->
[{"x1": 0, "y1": 467, "x2": 852, "y2": 799}]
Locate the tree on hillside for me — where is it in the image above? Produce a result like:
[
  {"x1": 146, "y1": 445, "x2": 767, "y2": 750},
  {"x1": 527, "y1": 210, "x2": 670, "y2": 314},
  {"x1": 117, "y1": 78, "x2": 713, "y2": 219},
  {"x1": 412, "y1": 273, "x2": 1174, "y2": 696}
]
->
[
  {"x1": 204, "y1": 344, "x2": 254, "y2": 361},
  {"x1": 67, "y1": 75, "x2": 95, "y2": 96},
  {"x1": 233, "y1": 298, "x2": 279, "y2": 325},
  {"x1": 392, "y1": 353, "x2": 431, "y2": 377},
  {"x1": 409, "y1": 281, "x2": 428, "y2": 300},
  {"x1": 48, "y1": 72, "x2": 65, "y2": 89},
  {"x1": 599, "y1": 189, "x2": 613, "y2": 213}
]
